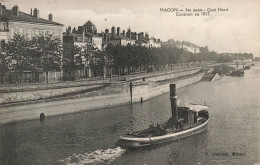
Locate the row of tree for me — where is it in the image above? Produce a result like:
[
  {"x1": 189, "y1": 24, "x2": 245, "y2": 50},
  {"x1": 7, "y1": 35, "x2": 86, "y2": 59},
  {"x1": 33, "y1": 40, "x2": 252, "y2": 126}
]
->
[
  {"x1": 0, "y1": 34, "x2": 254, "y2": 84},
  {"x1": 1, "y1": 34, "x2": 62, "y2": 83},
  {"x1": 102, "y1": 44, "x2": 253, "y2": 74}
]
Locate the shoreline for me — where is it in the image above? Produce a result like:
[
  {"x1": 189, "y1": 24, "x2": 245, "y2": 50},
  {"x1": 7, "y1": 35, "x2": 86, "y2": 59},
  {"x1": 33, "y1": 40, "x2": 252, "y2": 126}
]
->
[
  {"x1": 1, "y1": 61, "x2": 245, "y2": 125},
  {"x1": 0, "y1": 70, "x2": 205, "y2": 125},
  {"x1": 0, "y1": 67, "x2": 202, "y2": 106}
]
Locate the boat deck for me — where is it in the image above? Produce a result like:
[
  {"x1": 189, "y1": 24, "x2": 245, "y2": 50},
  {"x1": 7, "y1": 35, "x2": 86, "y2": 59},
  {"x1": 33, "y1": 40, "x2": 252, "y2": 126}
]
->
[{"x1": 125, "y1": 118, "x2": 207, "y2": 138}]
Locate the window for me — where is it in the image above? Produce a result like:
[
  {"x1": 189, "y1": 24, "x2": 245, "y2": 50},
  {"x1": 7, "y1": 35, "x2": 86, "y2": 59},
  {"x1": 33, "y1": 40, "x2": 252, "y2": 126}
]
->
[
  {"x1": 39, "y1": 30, "x2": 43, "y2": 35},
  {"x1": 10, "y1": 27, "x2": 14, "y2": 36},
  {"x1": 23, "y1": 28, "x2": 27, "y2": 35},
  {"x1": 56, "y1": 30, "x2": 59, "y2": 37},
  {"x1": 35, "y1": 29, "x2": 39, "y2": 36},
  {"x1": 31, "y1": 29, "x2": 35, "y2": 37},
  {"x1": 14, "y1": 27, "x2": 18, "y2": 34},
  {"x1": 18, "y1": 28, "x2": 23, "y2": 35},
  {"x1": 27, "y1": 29, "x2": 31, "y2": 39},
  {"x1": 1, "y1": 40, "x2": 5, "y2": 49}
]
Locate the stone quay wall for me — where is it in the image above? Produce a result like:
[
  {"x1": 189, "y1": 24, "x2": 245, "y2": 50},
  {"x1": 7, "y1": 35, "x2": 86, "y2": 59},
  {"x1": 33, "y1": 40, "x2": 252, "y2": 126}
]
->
[{"x1": 0, "y1": 71, "x2": 205, "y2": 125}]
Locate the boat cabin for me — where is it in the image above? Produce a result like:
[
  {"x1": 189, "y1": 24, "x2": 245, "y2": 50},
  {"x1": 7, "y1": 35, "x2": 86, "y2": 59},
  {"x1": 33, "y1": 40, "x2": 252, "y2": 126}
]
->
[{"x1": 176, "y1": 105, "x2": 209, "y2": 129}]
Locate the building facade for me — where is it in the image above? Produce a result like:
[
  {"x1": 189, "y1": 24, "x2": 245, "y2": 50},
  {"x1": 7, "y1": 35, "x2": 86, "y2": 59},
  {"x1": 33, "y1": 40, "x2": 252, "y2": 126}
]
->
[
  {"x1": 106, "y1": 26, "x2": 135, "y2": 46},
  {"x1": 63, "y1": 22, "x2": 104, "y2": 78},
  {"x1": 0, "y1": 4, "x2": 63, "y2": 51},
  {"x1": 0, "y1": 4, "x2": 64, "y2": 83},
  {"x1": 163, "y1": 39, "x2": 200, "y2": 54},
  {"x1": 64, "y1": 21, "x2": 103, "y2": 50}
]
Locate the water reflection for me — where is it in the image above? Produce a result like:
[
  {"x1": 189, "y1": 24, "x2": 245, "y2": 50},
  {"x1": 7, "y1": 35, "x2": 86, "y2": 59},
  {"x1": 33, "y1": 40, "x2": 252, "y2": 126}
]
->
[{"x1": 0, "y1": 123, "x2": 18, "y2": 165}]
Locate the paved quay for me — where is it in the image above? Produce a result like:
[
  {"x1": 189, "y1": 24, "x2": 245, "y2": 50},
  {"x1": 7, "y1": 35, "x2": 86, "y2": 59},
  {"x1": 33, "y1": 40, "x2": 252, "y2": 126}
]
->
[
  {"x1": 0, "y1": 62, "x2": 228, "y2": 125},
  {"x1": 0, "y1": 65, "x2": 204, "y2": 106},
  {"x1": 0, "y1": 73, "x2": 203, "y2": 125}
]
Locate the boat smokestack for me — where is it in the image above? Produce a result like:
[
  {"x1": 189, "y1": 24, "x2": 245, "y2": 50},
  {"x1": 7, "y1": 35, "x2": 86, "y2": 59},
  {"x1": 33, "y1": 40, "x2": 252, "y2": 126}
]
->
[{"x1": 170, "y1": 84, "x2": 178, "y2": 125}]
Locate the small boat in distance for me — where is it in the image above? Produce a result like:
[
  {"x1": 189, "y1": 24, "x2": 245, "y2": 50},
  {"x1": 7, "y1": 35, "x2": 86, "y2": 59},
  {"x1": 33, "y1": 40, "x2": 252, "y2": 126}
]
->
[
  {"x1": 244, "y1": 66, "x2": 251, "y2": 70},
  {"x1": 116, "y1": 84, "x2": 209, "y2": 148},
  {"x1": 231, "y1": 70, "x2": 244, "y2": 77}
]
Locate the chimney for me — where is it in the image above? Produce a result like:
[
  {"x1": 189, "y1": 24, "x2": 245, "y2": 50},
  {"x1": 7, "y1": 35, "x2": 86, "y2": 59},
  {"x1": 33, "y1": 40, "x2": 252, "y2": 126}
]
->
[
  {"x1": 68, "y1": 26, "x2": 71, "y2": 33},
  {"x1": 48, "y1": 13, "x2": 53, "y2": 21},
  {"x1": 145, "y1": 32, "x2": 149, "y2": 39},
  {"x1": 117, "y1": 27, "x2": 120, "y2": 35},
  {"x1": 82, "y1": 30, "x2": 85, "y2": 42},
  {"x1": 104, "y1": 29, "x2": 109, "y2": 42},
  {"x1": 104, "y1": 33, "x2": 107, "y2": 42},
  {"x1": 103, "y1": 33, "x2": 106, "y2": 42},
  {"x1": 30, "y1": 8, "x2": 32, "y2": 15},
  {"x1": 170, "y1": 84, "x2": 178, "y2": 126},
  {"x1": 138, "y1": 32, "x2": 144, "y2": 40},
  {"x1": 78, "y1": 26, "x2": 83, "y2": 34},
  {"x1": 12, "y1": 5, "x2": 19, "y2": 16},
  {"x1": 65, "y1": 28, "x2": 68, "y2": 35},
  {"x1": 65, "y1": 27, "x2": 68, "y2": 35},
  {"x1": 66, "y1": 26, "x2": 72, "y2": 35},
  {"x1": 0, "y1": 4, "x2": 2, "y2": 16},
  {"x1": 72, "y1": 27, "x2": 76, "y2": 33},
  {"x1": 122, "y1": 30, "x2": 125, "y2": 36},
  {"x1": 131, "y1": 32, "x2": 134, "y2": 39},
  {"x1": 2, "y1": 5, "x2": 6, "y2": 12},
  {"x1": 111, "y1": 26, "x2": 115, "y2": 37},
  {"x1": 106, "y1": 34, "x2": 111, "y2": 42},
  {"x1": 127, "y1": 27, "x2": 131, "y2": 38},
  {"x1": 33, "y1": 8, "x2": 39, "y2": 19}
]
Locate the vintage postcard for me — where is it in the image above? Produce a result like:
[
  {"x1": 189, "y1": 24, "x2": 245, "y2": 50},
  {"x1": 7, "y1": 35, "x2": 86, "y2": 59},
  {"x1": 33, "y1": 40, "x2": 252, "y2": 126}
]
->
[{"x1": 0, "y1": 0, "x2": 259, "y2": 164}]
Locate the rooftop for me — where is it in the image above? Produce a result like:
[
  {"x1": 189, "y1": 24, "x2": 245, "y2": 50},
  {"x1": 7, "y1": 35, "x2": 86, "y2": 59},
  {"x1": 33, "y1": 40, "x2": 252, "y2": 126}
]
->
[
  {"x1": 110, "y1": 35, "x2": 135, "y2": 41},
  {"x1": 83, "y1": 20, "x2": 95, "y2": 27},
  {"x1": 1, "y1": 9, "x2": 63, "y2": 26},
  {"x1": 85, "y1": 32, "x2": 103, "y2": 38}
]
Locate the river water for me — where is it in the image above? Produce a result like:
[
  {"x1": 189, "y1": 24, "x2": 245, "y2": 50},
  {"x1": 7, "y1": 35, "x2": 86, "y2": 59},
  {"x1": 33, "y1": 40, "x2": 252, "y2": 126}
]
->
[{"x1": 0, "y1": 63, "x2": 259, "y2": 165}]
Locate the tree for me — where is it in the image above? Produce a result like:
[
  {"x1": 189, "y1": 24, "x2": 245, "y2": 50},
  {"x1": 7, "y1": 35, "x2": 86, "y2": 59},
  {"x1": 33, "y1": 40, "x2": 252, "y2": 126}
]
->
[
  {"x1": 104, "y1": 44, "x2": 115, "y2": 79},
  {"x1": 63, "y1": 43, "x2": 79, "y2": 71},
  {"x1": 5, "y1": 34, "x2": 63, "y2": 83},
  {"x1": 0, "y1": 51, "x2": 8, "y2": 84},
  {"x1": 5, "y1": 34, "x2": 36, "y2": 83},
  {"x1": 79, "y1": 44, "x2": 105, "y2": 78},
  {"x1": 31, "y1": 35, "x2": 63, "y2": 83},
  {"x1": 63, "y1": 43, "x2": 84, "y2": 80},
  {"x1": 63, "y1": 43, "x2": 102, "y2": 80}
]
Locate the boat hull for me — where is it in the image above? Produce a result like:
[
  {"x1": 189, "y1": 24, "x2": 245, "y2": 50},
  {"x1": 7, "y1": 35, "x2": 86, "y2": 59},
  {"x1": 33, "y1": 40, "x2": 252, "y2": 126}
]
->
[{"x1": 117, "y1": 119, "x2": 208, "y2": 148}]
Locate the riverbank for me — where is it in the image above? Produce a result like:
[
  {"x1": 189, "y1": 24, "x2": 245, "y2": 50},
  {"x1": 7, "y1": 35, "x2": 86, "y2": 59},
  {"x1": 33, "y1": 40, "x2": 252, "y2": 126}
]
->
[
  {"x1": 0, "y1": 67, "x2": 201, "y2": 106},
  {"x1": 0, "y1": 68, "x2": 205, "y2": 125},
  {"x1": 1, "y1": 62, "x2": 244, "y2": 125}
]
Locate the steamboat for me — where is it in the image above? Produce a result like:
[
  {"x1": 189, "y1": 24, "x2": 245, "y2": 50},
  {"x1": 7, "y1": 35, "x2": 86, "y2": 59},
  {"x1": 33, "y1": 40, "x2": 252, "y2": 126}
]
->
[{"x1": 116, "y1": 84, "x2": 209, "y2": 148}]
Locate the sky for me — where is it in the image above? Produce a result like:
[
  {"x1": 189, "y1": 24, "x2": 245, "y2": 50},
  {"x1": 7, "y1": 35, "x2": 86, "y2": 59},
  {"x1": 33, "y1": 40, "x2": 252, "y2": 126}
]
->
[{"x1": 1, "y1": 0, "x2": 260, "y2": 57}]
